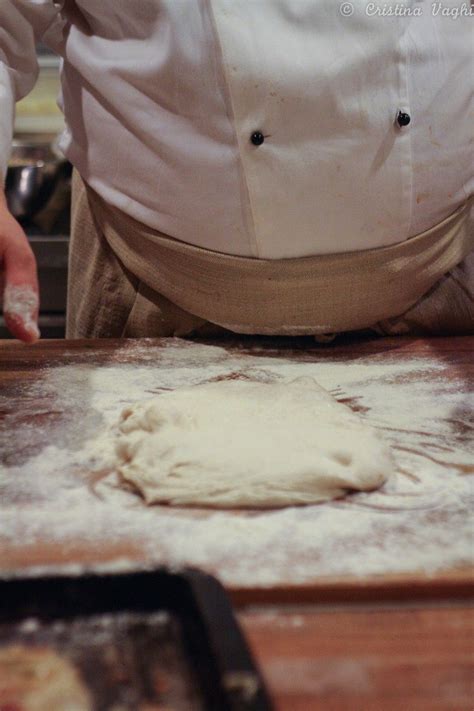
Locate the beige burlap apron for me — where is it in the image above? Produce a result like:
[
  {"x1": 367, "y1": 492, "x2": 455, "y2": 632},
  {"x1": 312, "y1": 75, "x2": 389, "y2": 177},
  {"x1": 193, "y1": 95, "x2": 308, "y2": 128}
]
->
[{"x1": 67, "y1": 170, "x2": 473, "y2": 338}]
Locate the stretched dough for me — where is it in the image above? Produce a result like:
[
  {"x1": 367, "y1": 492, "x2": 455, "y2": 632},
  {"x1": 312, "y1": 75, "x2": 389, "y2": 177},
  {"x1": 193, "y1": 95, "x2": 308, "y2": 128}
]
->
[{"x1": 113, "y1": 377, "x2": 392, "y2": 508}]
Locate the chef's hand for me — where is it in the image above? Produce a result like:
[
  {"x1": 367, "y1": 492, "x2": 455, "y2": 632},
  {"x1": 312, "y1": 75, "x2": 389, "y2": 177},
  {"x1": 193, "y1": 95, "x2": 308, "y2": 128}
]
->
[{"x1": 0, "y1": 191, "x2": 40, "y2": 343}]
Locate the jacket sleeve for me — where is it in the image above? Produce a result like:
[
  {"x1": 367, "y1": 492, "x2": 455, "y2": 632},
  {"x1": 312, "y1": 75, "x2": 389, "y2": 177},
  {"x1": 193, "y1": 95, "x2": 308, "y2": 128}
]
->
[{"x1": 0, "y1": 1, "x2": 61, "y2": 185}]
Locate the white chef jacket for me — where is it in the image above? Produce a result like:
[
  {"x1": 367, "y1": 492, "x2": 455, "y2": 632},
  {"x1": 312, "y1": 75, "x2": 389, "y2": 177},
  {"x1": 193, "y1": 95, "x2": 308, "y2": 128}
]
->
[{"x1": 0, "y1": 0, "x2": 472, "y2": 259}]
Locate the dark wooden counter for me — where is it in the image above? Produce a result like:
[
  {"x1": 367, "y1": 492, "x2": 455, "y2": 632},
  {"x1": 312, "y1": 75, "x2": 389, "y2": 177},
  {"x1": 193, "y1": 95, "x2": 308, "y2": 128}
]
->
[{"x1": 1, "y1": 335, "x2": 473, "y2": 710}]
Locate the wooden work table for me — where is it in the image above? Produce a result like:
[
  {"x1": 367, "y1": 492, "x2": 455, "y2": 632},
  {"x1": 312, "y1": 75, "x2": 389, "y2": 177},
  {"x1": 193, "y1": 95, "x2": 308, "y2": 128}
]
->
[{"x1": 0, "y1": 335, "x2": 473, "y2": 710}]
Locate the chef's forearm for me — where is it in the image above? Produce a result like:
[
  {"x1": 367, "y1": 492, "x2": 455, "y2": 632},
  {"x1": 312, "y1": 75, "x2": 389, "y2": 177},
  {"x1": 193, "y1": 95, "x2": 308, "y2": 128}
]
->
[
  {"x1": 0, "y1": 63, "x2": 15, "y2": 186},
  {"x1": 0, "y1": 0, "x2": 60, "y2": 182}
]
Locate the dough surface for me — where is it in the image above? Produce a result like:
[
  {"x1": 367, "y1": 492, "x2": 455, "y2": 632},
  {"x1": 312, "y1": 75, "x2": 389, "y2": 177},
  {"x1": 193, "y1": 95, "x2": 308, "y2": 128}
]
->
[
  {"x1": 0, "y1": 644, "x2": 92, "y2": 711},
  {"x1": 113, "y1": 377, "x2": 392, "y2": 508}
]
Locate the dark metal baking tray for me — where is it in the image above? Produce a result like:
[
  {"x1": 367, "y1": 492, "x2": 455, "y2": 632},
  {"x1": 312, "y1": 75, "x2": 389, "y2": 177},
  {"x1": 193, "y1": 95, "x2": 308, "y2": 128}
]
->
[{"x1": 0, "y1": 568, "x2": 273, "y2": 711}]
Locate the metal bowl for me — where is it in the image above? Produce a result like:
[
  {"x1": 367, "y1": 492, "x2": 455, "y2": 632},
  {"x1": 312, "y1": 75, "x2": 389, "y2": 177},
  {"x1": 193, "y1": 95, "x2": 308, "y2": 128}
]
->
[{"x1": 5, "y1": 139, "x2": 66, "y2": 221}]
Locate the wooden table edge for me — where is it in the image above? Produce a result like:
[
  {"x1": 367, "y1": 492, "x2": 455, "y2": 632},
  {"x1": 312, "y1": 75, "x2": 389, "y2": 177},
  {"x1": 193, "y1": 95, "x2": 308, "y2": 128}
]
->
[{"x1": 228, "y1": 568, "x2": 474, "y2": 606}]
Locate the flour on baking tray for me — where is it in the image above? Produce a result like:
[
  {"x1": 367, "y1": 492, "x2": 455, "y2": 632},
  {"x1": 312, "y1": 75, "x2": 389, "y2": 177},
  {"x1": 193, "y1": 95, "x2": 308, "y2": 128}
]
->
[{"x1": 0, "y1": 339, "x2": 472, "y2": 586}]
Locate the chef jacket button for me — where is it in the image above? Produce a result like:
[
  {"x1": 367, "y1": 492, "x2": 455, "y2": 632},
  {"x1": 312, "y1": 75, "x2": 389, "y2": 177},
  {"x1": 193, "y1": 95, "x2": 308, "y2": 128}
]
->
[
  {"x1": 396, "y1": 110, "x2": 411, "y2": 127},
  {"x1": 250, "y1": 131, "x2": 265, "y2": 146}
]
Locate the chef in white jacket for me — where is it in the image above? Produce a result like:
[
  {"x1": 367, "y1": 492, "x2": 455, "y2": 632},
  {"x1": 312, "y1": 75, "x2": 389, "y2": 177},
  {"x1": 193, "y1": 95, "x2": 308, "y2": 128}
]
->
[{"x1": 0, "y1": 0, "x2": 472, "y2": 342}]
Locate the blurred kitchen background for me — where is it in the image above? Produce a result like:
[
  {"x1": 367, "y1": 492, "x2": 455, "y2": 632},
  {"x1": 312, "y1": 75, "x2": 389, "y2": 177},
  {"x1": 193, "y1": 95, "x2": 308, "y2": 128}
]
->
[{"x1": 1, "y1": 43, "x2": 70, "y2": 338}]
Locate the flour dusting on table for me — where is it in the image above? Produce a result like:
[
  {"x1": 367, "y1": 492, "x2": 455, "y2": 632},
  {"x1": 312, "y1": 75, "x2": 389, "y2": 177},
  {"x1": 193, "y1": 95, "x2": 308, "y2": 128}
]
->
[{"x1": 0, "y1": 338, "x2": 472, "y2": 586}]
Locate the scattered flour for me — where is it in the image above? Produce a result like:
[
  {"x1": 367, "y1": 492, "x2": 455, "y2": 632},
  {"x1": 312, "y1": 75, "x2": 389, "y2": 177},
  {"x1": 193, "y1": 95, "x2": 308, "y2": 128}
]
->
[{"x1": 0, "y1": 338, "x2": 472, "y2": 587}]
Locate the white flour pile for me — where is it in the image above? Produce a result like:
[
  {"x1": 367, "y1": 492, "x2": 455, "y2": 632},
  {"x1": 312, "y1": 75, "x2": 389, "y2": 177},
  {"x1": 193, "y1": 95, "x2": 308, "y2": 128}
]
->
[{"x1": 0, "y1": 339, "x2": 472, "y2": 586}]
